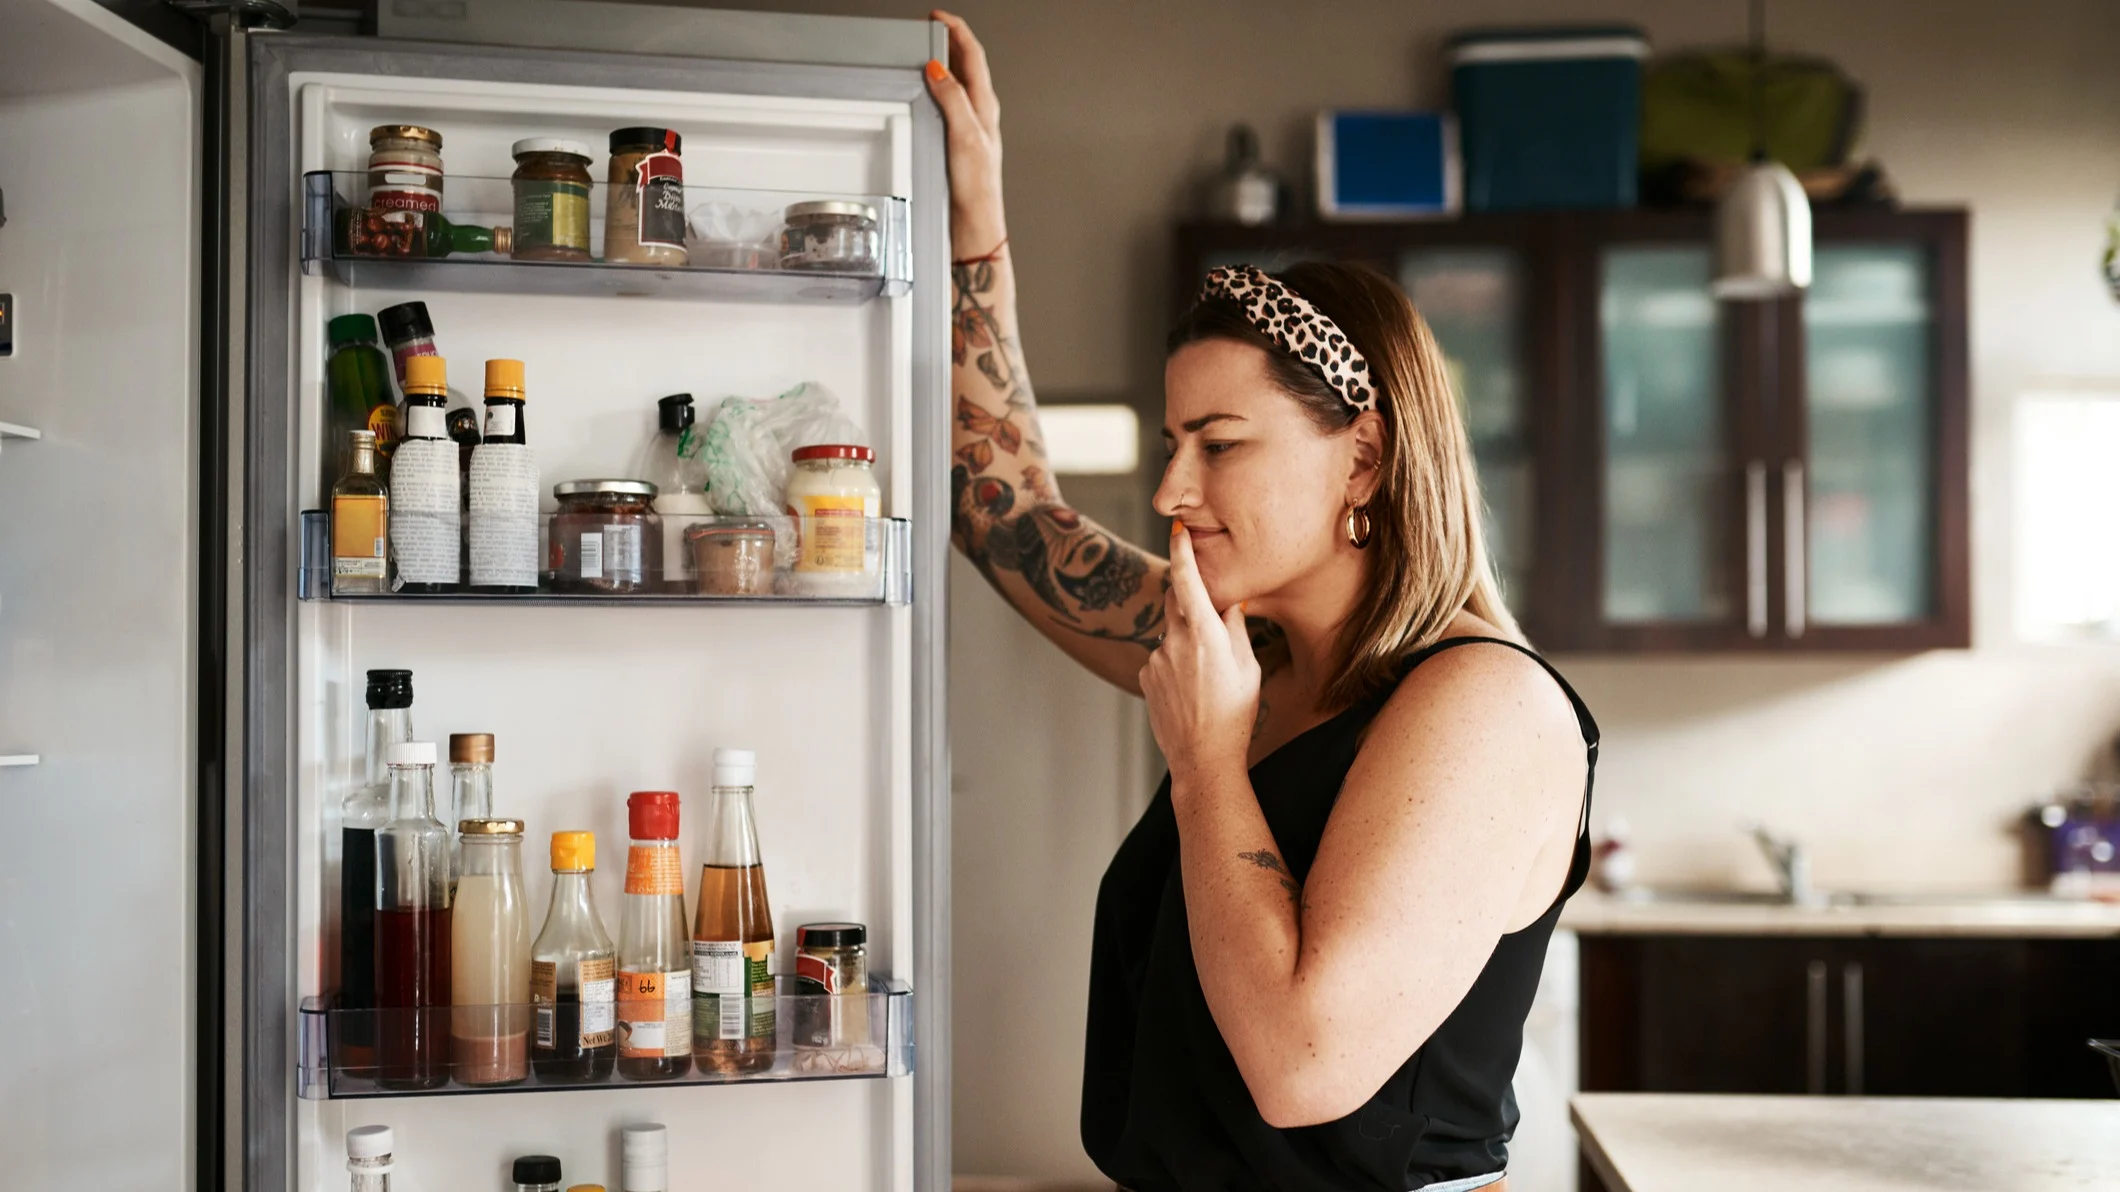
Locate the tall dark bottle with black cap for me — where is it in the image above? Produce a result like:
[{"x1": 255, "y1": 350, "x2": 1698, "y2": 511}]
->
[{"x1": 339, "y1": 668, "x2": 414, "y2": 1076}]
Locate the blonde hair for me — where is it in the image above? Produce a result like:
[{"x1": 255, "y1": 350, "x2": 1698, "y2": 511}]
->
[{"x1": 1167, "y1": 260, "x2": 1522, "y2": 709}]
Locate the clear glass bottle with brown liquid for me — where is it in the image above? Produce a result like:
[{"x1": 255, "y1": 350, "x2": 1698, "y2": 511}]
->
[{"x1": 691, "y1": 748, "x2": 777, "y2": 1074}]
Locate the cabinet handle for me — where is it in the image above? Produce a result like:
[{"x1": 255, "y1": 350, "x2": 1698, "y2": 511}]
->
[
  {"x1": 1784, "y1": 460, "x2": 1807, "y2": 639},
  {"x1": 1806, "y1": 959, "x2": 1828, "y2": 1094},
  {"x1": 1843, "y1": 961, "x2": 1865, "y2": 1095},
  {"x1": 1746, "y1": 461, "x2": 1768, "y2": 638}
]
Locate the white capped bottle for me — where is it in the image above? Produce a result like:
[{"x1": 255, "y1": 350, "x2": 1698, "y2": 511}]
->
[
  {"x1": 346, "y1": 1124, "x2": 394, "y2": 1192},
  {"x1": 621, "y1": 1122, "x2": 668, "y2": 1192}
]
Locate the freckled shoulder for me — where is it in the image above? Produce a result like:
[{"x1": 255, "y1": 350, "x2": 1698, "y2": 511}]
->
[{"x1": 1362, "y1": 641, "x2": 1581, "y2": 766}]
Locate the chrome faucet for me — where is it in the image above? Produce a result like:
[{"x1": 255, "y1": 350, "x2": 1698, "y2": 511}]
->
[{"x1": 1745, "y1": 823, "x2": 1821, "y2": 907}]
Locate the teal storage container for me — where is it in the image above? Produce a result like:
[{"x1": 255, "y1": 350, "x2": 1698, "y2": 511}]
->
[{"x1": 1451, "y1": 26, "x2": 1648, "y2": 211}]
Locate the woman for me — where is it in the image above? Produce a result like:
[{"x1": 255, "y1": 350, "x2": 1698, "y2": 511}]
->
[{"x1": 926, "y1": 14, "x2": 1598, "y2": 1191}]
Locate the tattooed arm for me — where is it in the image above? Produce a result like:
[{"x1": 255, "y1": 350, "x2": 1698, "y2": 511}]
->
[
  {"x1": 949, "y1": 257, "x2": 1171, "y2": 694},
  {"x1": 929, "y1": 13, "x2": 1169, "y2": 696}
]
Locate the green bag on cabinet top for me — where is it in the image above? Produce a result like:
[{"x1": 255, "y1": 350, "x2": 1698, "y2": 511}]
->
[{"x1": 1640, "y1": 51, "x2": 1864, "y2": 173}]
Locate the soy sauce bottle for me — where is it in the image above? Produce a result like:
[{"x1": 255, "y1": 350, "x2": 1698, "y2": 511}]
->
[{"x1": 530, "y1": 830, "x2": 616, "y2": 1083}]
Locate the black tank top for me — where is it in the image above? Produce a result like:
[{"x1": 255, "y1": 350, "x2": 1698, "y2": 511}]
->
[{"x1": 1081, "y1": 637, "x2": 1600, "y2": 1191}]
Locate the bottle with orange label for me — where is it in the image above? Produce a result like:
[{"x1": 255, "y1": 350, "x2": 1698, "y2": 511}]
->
[
  {"x1": 331, "y1": 429, "x2": 390, "y2": 595},
  {"x1": 616, "y1": 791, "x2": 692, "y2": 1080}
]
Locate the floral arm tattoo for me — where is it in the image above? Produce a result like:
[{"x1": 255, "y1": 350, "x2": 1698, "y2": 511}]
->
[
  {"x1": 950, "y1": 255, "x2": 1168, "y2": 652},
  {"x1": 1237, "y1": 848, "x2": 1302, "y2": 905}
]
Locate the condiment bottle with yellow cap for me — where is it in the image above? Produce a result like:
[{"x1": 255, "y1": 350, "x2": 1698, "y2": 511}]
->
[
  {"x1": 390, "y1": 353, "x2": 461, "y2": 592},
  {"x1": 467, "y1": 357, "x2": 539, "y2": 593},
  {"x1": 530, "y1": 830, "x2": 617, "y2": 1083}
]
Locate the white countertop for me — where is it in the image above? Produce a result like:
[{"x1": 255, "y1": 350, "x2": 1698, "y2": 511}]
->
[
  {"x1": 1560, "y1": 889, "x2": 2120, "y2": 937},
  {"x1": 1572, "y1": 1093, "x2": 2120, "y2": 1191}
]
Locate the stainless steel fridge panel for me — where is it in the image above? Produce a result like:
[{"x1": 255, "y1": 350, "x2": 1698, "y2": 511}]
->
[
  {"x1": 906, "y1": 79, "x2": 952, "y2": 1192},
  {"x1": 378, "y1": 0, "x2": 946, "y2": 69}
]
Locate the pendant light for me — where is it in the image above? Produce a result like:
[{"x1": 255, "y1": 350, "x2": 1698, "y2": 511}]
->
[{"x1": 1713, "y1": 0, "x2": 1812, "y2": 300}]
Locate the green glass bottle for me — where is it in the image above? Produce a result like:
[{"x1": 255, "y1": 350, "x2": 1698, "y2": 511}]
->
[
  {"x1": 425, "y1": 214, "x2": 512, "y2": 259},
  {"x1": 326, "y1": 314, "x2": 399, "y2": 482}
]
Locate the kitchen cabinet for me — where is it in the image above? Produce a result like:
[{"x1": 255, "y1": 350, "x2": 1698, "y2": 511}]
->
[
  {"x1": 1579, "y1": 935, "x2": 2120, "y2": 1100},
  {"x1": 1175, "y1": 210, "x2": 1970, "y2": 652}
]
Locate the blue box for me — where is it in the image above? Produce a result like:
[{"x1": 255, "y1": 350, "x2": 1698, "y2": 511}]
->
[
  {"x1": 1314, "y1": 110, "x2": 1459, "y2": 220},
  {"x1": 1451, "y1": 26, "x2": 1648, "y2": 211}
]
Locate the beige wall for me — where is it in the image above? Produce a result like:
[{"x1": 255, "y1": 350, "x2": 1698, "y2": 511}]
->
[{"x1": 752, "y1": 0, "x2": 2120, "y2": 1178}]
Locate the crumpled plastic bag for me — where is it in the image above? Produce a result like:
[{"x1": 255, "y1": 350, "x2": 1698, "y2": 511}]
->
[
  {"x1": 686, "y1": 200, "x2": 780, "y2": 245},
  {"x1": 699, "y1": 381, "x2": 866, "y2": 516}
]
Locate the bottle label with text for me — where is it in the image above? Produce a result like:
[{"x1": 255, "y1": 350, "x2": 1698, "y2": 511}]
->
[
  {"x1": 617, "y1": 968, "x2": 694, "y2": 1057},
  {"x1": 693, "y1": 938, "x2": 775, "y2": 1042}
]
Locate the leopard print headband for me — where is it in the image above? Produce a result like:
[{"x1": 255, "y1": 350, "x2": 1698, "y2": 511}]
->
[{"x1": 1198, "y1": 264, "x2": 1377, "y2": 413}]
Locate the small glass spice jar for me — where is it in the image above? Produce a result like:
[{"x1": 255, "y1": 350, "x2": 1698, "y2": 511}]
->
[
  {"x1": 780, "y1": 201, "x2": 880, "y2": 273},
  {"x1": 792, "y1": 922, "x2": 868, "y2": 1050},
  {"x1": 510, "y1": 138, "x2": 594, "y2": 262},
  {"x1": 685, "y1": 520, "x2": 777, "y2": 597},
  {"x1": 605, "y1": 127, "x2": 688, "y2": 267},
  {"x1": 549, "y1": 480, "x2": 662, "y2": 594}
]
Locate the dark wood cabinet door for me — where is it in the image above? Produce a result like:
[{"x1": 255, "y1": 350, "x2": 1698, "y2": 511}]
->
[
  {"x1": 1582, "y1": 935, "x2": 1839, "y2": 1094},
  {"x1": 1845, "y1": 937, "x2": 2028, "y2": 1096},
  {"x1": 1584, "y1": 934, "x2": 2120, "y2": 1100}
]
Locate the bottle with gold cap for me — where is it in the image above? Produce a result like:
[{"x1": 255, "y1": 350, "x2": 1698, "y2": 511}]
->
[
  {"x1": 468, "y1": 358, "x2": 539, "y2": 593},
  {"x1": 389, "y1": 353, "x2": 462, "y2": 592},
  {"x1": 531, "y1": 830, "x2": 616, "y2": 1083}
]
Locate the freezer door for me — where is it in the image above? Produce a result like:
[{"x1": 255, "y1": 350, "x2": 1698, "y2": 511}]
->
[
  {"x1": 0, "y1": 3, "x2": 202, "y2": 1192},
  {"x1": 378, "y1": 0, "x2": 948, "y2": 68},
  {"x1": 222, "y1": 30, "x2": 949, "y2": 1192}
]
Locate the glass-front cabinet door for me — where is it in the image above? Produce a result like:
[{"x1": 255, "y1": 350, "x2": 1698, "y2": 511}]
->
[
  {"x1": 1794, "y1": 245, "x2": 1931, "y2": 632},
  {"x1": 1590, "y1": 243, "x2": 1754, "y2": 646},
  {"x1": 1399, "y1": 248, "x2": 1533, "y2": 614}
]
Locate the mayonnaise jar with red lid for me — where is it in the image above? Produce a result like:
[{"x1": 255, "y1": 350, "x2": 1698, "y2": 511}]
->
[{"x1": 784, "y1": 444, "x2": 880, "y2": 596}]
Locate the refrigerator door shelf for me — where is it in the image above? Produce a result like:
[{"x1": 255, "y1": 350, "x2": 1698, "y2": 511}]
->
[
  {"x1": 0, "y1": 421, "x2": 40, "y2": 457},
  {"x1": 297, "y1": 978, "x2": 914, "y2": 1100},
  {"x1": 299, "y1": 514, "x2": 913, "y2": 605},
  {"x1": 303, "y1": 172, "x2": 913, "y2": 301}
]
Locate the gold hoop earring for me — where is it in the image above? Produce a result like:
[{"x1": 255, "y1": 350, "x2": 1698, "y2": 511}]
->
[{"x1": 1344, "y1": 504, "x2": 1373, "y2": 549}]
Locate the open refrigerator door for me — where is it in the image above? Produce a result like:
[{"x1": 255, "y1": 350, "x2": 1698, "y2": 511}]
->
[{"x1": 208, "y1": 23, "x2": 948, "y2": 1192}]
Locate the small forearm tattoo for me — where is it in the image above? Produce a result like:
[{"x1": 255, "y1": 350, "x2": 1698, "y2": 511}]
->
[{"x1": 1237, "y1": 848, "x2": 1301, "y2": 904}]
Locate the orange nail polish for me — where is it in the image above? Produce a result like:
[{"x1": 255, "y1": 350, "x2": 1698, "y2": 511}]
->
[{"x1": 925, "y1": 59, "x2": 949, "y2": 83}]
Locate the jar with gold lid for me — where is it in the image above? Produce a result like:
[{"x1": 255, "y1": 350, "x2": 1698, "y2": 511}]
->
[
  {"x1": 367, "y1": 124, "x2": 444, "y2": 214},
  {"x1": 510, "y1": 138, "x2": 593, "y2": 262}
]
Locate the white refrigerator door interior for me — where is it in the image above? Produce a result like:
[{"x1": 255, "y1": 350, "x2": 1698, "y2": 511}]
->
[{"x1": 289, "y1": 74, "x2": 918, "y2": 1192}]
